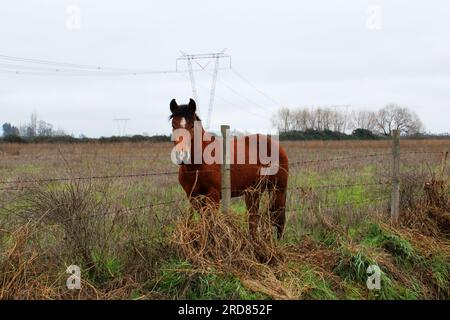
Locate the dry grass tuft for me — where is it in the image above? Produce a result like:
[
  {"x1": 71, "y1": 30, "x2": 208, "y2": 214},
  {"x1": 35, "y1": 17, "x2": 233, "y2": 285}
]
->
[
  {"x1": 173, "y1": 198, "x2": 295, "y2": 299},
  {"x1": 400, "y1": 168, "x2": 450, "y2": 238},
  {"x1": 0, "y1": 221, "x2": 65, "y2": 299}
]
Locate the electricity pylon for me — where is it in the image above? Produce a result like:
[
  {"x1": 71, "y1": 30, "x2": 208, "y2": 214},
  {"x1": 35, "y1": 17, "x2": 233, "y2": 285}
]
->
[
  {"x1": 206, "y1": 56, "x2": 220, "y2": 130},
  {"x1": 113, "y1": 118, "x2": 130, "y2": 136},
  {"x1": 185, "y1": 57, "x2": 199, "y2": 110},
  {"x1": 176, "y1": 50, "x2": 231, "y2": 130}
]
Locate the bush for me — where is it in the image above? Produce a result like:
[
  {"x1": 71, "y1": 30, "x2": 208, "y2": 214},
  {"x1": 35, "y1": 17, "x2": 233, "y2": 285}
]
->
[
  {"x1": 279, "y1": 129, "x2": 350, "y2": 141},
  {"x1": 1, "y1": 135, "x2": 26, "y2": 143},
  {"x1": 279, "y1": 129, "x2": 382, "y2": 141},
  {"x1": 351, "y1": 128, "x2": 379, "y2": 140},
  {"x1": 0, "y1": 134, "x2": 172, "y2": 144},
  {"x1": 97, "y1": 135, "x2": 171, "y2": 143}
]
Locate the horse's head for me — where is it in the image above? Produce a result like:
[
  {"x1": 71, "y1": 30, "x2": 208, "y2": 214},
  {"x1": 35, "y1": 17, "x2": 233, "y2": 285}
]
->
[{"x1": 169, "y1": 98, "x2": 201, "y2": 165}]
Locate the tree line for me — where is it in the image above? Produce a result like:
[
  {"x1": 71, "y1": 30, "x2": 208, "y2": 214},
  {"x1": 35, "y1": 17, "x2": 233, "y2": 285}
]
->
[
  {"x1": 0, "y1": 105, "x2": 438, "y2": 143},
  {"x1": 272, "y1": 104, "x2": 424, "y2": 136},
  {"x1": 2, "y1": 112, "x2": 66, "y2": 139},
  {"x1": 1, "y1": 112, "x2": 172, "y2": 143}
]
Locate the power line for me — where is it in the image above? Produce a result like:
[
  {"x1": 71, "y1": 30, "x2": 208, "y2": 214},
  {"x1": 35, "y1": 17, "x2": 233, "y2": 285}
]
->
[
  {"x1": 0, "y1": 53, "x2": 191, "y2": 76},
  {"x1": 0, "y1": 53, "x2": 156, "y2": 73},
  {"x1": 175, "y1": 51, "x2": 231, "y2": 71},
  {"x1": 230, "y1": 68, "x2": 285, "y2": 108},
  {"x1": 0, "y1": 67, "x2": 180, "y2": 77},
  {"x1": 176, "y1": 72, "x2": 271, "y2": 122},
  {"x1": 0, "y1": 52, "x2": 276, "y2": 123},
  {"x1": 0, "y1": 53, "x2": 230, "y2": 77},
  {"x1": 0, "y1": 63, "x2": 100, "y2": 73},
  {"x1": 200, "y1": 67, "x2": 275, "y2": 115}
]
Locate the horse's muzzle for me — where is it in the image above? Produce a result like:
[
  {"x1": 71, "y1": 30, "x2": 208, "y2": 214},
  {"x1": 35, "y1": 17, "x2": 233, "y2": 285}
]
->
[{"x1": 171, "y1": 149, "x2": 191, "y2": 165}]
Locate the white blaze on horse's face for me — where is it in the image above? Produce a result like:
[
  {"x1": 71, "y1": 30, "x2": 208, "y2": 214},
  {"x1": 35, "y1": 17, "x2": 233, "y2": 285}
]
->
[
  {"x1": 171, "y1": 116, "x2": 194, "y2": 165},
  {"x1": 171, "y1": 126, "x2": 191, "y2": 165},
  {"x1": 169, "y1": 98, "x2": 198, "y2": 165},
  {"x1": 180, "y1": 117, "x2": 186, "y2": 129}
]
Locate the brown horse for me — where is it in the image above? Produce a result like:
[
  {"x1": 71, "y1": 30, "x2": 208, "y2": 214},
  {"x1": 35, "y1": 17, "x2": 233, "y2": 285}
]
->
[{"x1": 170, "y1": 98, "x2": 289, "y2": 239}]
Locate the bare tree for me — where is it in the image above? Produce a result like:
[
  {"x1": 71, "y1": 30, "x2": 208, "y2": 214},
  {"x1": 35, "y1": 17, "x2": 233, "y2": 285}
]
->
[
  {"x1": 330, "y1": 110, "x2": 347, "y2": 132},
  {"x1": 290, "y1": 109, "x2": 301, "y2": 131},
  {"x1": 375, "y1": 104, "x2": 423, "y2": 136},
  {"x1": 53, "y1": 128, "x2": 67, "y2": 136},
  {"x1": 321, "y1": 108, "x2": 333, "y2": 130},
  {"x1": 13, "y1": 113, "x2": 67, "y2": 138},
  {"x1": 305, "y1": 108, "x2": 317, "y2": 130},
  {"x1": 273, "y1": 106, "x2": 350, "y2": 133},
  {"x1": 315, "y1": 108, "x2": 326, "y2": 130},
  {"x1": 273, "y1": 104, "x2": 423, "y2": 136},
  {"x1": 37, "y1": 120, "x2": 54, "y2": 136},
  {"x1": 291, "y1": 108, "x2": 312, "y2": 131},
  {"x1": 351, "y1": 110, "x2": 377, "y2": 131},
  {"x1": 314, "y1": 107, "x2": 343, "y2": 131},
  {"x1": 272, "y1": 107, "x2": 292, "y2": 132}
]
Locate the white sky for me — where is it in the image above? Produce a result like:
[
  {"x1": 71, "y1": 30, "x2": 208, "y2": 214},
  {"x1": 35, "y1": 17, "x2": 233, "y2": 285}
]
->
[{"x1": 0, "y1": 0, "x2": 449, "y2": 137}]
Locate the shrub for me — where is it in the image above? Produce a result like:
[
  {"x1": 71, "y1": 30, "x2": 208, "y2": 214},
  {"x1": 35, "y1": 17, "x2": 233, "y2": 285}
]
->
[
  {"x1": 1, "y1": 135, "x2": 26, "y2": 143},
  {"x1": 352, "y1": 128, "x2": 379, "y2": 140}
]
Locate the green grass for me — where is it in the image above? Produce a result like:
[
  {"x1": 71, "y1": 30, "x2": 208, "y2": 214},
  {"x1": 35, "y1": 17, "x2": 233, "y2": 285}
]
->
[
  {"x1": 155, "y1": 259, "x2": 267, "y2": 300},
  {"x1": 286, "y1": 262, "x2": 338, "y2": 299},
  {"x1": 90, "y1": 249, "x2": 123, "y2": 282},
  {"x1": 429, "y1": 254, "x2": 450, "y2": 292},
  {"x1": 336, "y1": 221, "x2": 449, "y2": 299},
  {"x1": 363, "y1": 223, "x2": 414, "y2": 260}
]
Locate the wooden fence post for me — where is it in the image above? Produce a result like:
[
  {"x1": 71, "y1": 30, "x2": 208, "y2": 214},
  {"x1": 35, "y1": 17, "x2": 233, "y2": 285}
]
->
[
  {"x1": 438, "y1": 151, "x2": 448, "y2": 181},
  {"x1": 391, "y1": 129, "x2": 400, "y2": 224},
  {"x1": 221, "y1": 125, "x2": 231, "y2": 213}
]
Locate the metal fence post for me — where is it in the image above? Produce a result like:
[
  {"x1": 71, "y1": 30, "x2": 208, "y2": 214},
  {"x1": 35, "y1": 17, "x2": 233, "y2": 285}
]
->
[
  {"x1": 221, "y1": 125, "x2": 231, "y2": 213},
  {"x1": 391, "y1": 129, "x2": 400, "y2": 224}
]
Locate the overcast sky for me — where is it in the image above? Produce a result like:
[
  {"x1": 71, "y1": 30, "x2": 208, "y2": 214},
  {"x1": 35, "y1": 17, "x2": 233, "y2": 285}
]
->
[{"x1": 1, "y1": 0, "x2": 449, "y2": 137}]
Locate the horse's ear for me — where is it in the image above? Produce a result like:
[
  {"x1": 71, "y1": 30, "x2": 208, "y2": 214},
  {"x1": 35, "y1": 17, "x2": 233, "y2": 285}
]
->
[
  {"x1": 170, "y1": 99, "x2": 178, "y2": 113},
  {"x1": 188, "y1": 99, "x2": 196, "y2": 113}
]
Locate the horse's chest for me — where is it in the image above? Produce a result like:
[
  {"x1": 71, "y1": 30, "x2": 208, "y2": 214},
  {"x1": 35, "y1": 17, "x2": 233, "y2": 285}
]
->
[{"x1": 179, "y1": 170, "x2": 220, "y2": 190}]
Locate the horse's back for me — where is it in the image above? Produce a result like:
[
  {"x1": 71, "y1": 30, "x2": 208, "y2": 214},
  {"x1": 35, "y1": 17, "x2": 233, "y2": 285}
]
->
[{"x1": 230, "y1": 134, "x2": 288, "y2": 193}]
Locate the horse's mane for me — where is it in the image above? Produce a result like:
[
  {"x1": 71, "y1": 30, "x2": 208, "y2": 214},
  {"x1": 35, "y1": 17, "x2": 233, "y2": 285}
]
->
[{"x1": 169, "y1": 104, "x2": 201, "y2": 121}]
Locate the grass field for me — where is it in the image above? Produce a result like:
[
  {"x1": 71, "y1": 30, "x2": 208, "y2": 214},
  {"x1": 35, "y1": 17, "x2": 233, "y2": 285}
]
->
[{"x1": 0, "y1": 139, "x2": 449, "y2": 299}]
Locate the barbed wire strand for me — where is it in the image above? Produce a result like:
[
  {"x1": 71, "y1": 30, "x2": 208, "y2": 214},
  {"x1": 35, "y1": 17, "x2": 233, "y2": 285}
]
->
[{"x1": 0, "y1": 150, "x2": 442, "y2": 186}]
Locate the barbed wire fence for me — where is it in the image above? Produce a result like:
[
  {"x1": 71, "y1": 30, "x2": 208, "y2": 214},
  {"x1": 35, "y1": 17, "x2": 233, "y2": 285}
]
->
[{"x1": 0, "y1": 136, "x2": 447, "y2": 228}]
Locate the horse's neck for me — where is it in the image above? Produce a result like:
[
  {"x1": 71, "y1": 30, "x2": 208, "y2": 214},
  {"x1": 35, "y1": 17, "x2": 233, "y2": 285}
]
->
[{"x1": 184, "y1": 127, "x2": 215, "y2": 169}]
